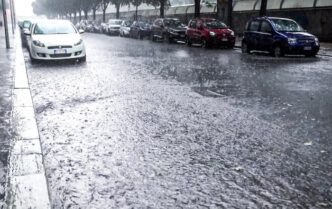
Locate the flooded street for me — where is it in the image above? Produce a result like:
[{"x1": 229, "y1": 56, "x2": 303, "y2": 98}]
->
[{"x1": 23, "y1": 33, "x2": 332, "y2": 208}]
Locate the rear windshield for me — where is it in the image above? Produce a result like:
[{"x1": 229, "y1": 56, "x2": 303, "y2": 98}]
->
[
  {"x1": 164, "y1": 19, "x2": 184, "y2": 27},
  {"x1": 109, "y1": 20, "x2": 122, "y2": 25},
  {"x1": 34, "y1": 22, "x2": 77, "y2": 35},
  {"x1": 138, "y1": 22, "x2": 150, "y2": 27},
  {"x1": 204, "y1": 20, "x2": 227, "y2": 29},
  {"x1": 270, "y1": 19, "x2": 304, "y2": 32}
]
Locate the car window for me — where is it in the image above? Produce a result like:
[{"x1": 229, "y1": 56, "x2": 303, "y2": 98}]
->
[
  {"x1": 204, "y1": 20, "x2": 228, "y2": 29},
  {"x1": 23, "y1": 21, "x2": 31, "y2": 29},
  {"x1": 34, "y1": 22, "x2": 77, "y2": 35},
  {"x1": 260, "y1": 21, "x2": 273, "y2": 33},
  {"x1": 270, "y1": 19, "x2": 304, "y2": 32},
  {"x1": 189, "y1": 20, "x2": 197, "y2": 29},
  {"x1": 249, "y1": 20, "x2": 260, "y2": 31}
]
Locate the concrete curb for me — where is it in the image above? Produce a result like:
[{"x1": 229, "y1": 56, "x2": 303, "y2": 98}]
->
[{"x1": 6, "y1": 33, "x2": 51, "y2": 209}]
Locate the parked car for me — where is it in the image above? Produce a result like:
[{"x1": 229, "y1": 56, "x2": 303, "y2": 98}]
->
[
  {"x1": 93, "y1": 22, "x2": 101, "y2": 33},
  {"x1": 107, "y1": 19, "x2": 122, "y2": 35},
  {"x1": 25, "y1": 20, "x2": 86, "y2": 62},
  {"x1": 19, "y1": 20, "x2": 32, "y2": 48},
  {"x1": 186, "y1": 18, "x2": 235, "y2": 48},
  {"x1": 120, "y1": 20, "x2": 133, "y2": 37},
  {"x1": 130, "y1": 21, "x2": 151, "y2": 40},
  {"x1": 100, "y1": 22, "x2": 108, "y2": 33},
  {"x1": 241, "y1": 17, "x2": 320, "y2": 57},
  {"x1": 85, "y1": 20, "x2": 95, "y2": 32},
  {"x1": 151, "y1": 18, "x2": 186, "y2": 43},
  {"x1": 76, "y1": 20, "x2": 88, "y2": 30}
]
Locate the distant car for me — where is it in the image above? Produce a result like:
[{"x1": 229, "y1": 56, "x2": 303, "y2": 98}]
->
[
  {"x1": 99, "y1": 23, "x2": 108, "y2": 33},
  {"x1": 151, "y1": 18, "x2": 186, "y2": 43},
  {"x1": 120, "y1": 20, "x2": 133, "y2": 37},
  {"x1": 242, "y1": 17, "x2": 320, "y2": 57},
  {"x1": 85, "y1": 20, "x2": 95, "y2": 32},
  {"x1": 25, "y1": 20, "x2": 86, "y2": 62},
  {"x1": 19, "y1": 20, "x2": 32, "y2": 47},
  {"x1": 186, "y1": 18, "x2": 235, "y2": 48},
  {"x1": 130, "y1": 21, "x2": 151, "y2": 40},
  {"x1": 107, "y1": 19, "x2": 122, "y2": 35},
  {"x1": 76, "y1": 20, "x2": 88, "y2": 30}
]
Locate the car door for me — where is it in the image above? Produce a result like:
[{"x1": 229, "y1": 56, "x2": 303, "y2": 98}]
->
[
  {"x1": 187, "y1": 20, "x2": 197, "y2": 43},
  {"x1": 195, "y1": 20, "x2": 204, "y2": 43},
  {"x1": 259, "y1": 20, "x2": 274, "y2": 51},
  {"x1": 247, "y1": 20, "x2": 260, "y2": 50}
]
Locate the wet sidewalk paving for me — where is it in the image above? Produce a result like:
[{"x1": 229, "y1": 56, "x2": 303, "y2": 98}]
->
[{"x1": 0, "y1": 27, "x2": 15, "y2": 207}]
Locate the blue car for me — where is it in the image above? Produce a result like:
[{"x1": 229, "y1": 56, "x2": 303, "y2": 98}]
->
[{"x1": 242, "y1": 17, "x2": 320, "y2": 57}]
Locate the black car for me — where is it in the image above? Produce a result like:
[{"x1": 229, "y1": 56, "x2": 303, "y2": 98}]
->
[
  {"x1": 19, "y1": 20, "x2": 32, "y2": 47},
  {"x1": 151, "y1": 18, "x2": 187, "y2": 43},
  {"x1": 130, "y1": 21, "x2": 151, "y2": 40}
]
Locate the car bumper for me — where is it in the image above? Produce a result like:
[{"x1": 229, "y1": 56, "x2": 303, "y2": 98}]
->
[
  {"x1": 209, "y1": 36, "x2": 235, "y2": 47},
  {"x1": 108, "y1": 29, "x2": 120, "y2": 34},
  {"x1": 30, "y1": 44, "x2": 86, "y2": 60},
  {"x1": 140, "y1": 30, "x2": 151, "y2": 37},
  {"x1": 169, "y1": 33, "x2": 186, "y2": 41},
  {"x1": 284, "y1": 44, "x2": 320, "y2": 55}
]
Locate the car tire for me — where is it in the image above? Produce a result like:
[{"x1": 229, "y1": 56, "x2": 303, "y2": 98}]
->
[
  {"x1": 241, "y1": 41, "x2": 250, "y2": 54},
  {"x1": 186, "y1": 36, "x2": 192, "y2": 47},
  {"x1": 201, "y1": 38, "x2": 208, "y2": 49},
  {"x1": 272, "y1": 45, "x2": 284, "y2": 57},
  {"x1": 80, "y1": 55, "x2": 86, "y2": 62},
  {"x1": 29, "y1": 51, "x2": 37, "y2": 64}
]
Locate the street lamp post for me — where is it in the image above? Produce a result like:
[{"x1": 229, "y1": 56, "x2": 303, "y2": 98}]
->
[{"x1": 1, "y1": 0, "x2": 10, "y2": 48}]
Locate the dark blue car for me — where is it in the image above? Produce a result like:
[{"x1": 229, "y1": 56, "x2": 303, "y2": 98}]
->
[{"x1": 242, "y1": 17, "x2": 320, "y2": 57}]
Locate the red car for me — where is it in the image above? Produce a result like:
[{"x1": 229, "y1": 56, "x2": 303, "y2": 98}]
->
[{"x1": 186, "y1": 18, "x2": 235, "y2": 48}]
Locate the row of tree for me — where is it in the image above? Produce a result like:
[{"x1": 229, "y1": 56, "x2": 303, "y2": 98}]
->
[{"x1": 32, "y1": 0, "x2": 268, "y2": 26}]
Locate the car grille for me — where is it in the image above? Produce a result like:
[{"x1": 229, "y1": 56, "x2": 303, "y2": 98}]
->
[
  {"x1": 49, "y1": 53, "x2": 72, "y2": 58},
  {"x1": 48, "y1": 45, "x2": 72, "y2": 49},
  {"x1": 298, "y1": 39, "x2": 314, "y2": 44}
]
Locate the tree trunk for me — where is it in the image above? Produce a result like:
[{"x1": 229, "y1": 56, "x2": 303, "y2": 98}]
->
[
  {"x1": 194, "y1": 0, "x2": 200, "y2": 18},
  {"x1": 116, "y1": 4, "x2": 120, "y2": 19},
  {"x1": 93, "y1": 9, "x2": 96, "y2": 20},
  {"x1": 227, "y1": 0, "x2": 232, "y2": 27},
  {"x1": 160, "y1": 0, "x2": 164, "y2": 18},
  {"x1": 259, "y1": 0, "x2": 267, "y2": 17},
  {"x1": 135, "y1": 6, "x2": 138, "y2": 20},
  {"x1": 84, "y1": 10, "x2": 88, "y2": 20},
  {"x1": 79, "y1": 10, "x2": 82, "y2": 21},
  {"x1": 103, "y1": 9, "x2": 106, "y2": 22},
  {"x1": 74, "y1": 12, "x2": 77, "y2": 23}
]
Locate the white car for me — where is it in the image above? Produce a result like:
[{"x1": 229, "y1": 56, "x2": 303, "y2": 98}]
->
[
  {"x1": 25, "y1": 20, "x2": 86, "y2": 62},
  {"x1": 107, "y1": 19, "x2": 122, "y2": 35}
]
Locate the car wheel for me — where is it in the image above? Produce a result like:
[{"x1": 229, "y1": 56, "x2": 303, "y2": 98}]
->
[
  {"x1": 80, "y1": 55, "x2": 86, "y2": 62},
  {"x1": 201, "y1": 38, "x2": 208, "y2": 49},
  {"x1": 186, "y1": 36, "x2": 192, "y2": 47},
  {"x1": 29, "y1": 51, "x2": 37, "y2": 64},
  {"x1": 272, "y1": 45, "x2": 284, "y2": 57},
  {"x1": 163, "y1": 33, "x2": 169, "y2": 43},
  {"x1": 241, "y1": 41, "x2": 250, "y2": 54}
]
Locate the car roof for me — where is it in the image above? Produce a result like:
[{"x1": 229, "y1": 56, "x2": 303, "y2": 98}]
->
[
  {"x1": 252, "y1": 16, "x2": 295, "y2": 22},
  {"x1": 33, "y1": 19, "x2": 73, "y2": 24}
]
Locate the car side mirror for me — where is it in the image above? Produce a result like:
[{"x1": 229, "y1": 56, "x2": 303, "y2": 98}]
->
[{"x1": 79, "y1": 29, "x2": 85, "y2": 34}]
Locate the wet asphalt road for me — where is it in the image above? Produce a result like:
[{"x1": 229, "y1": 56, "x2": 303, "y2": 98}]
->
[{"x1": 23, "y1": 33, "x2": 332, "y2": 208}]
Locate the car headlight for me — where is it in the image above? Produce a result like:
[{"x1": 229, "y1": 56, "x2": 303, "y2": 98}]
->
[
  {"x1": 32, "y1": 40, "x2": 45, "y2": 47},
  {"x1": 230, "y1": 30, "x2": 235, "y2": 36},
  {"x1": 288, "y1": 38, "x2": 297, "y2": 45},
  {"x1": 74, "y1": 39, "x2": 83, "y2": 46},
  {"x1": 209, "y1": 31, "x2": 216, "y2": 37},
  {"x1": 315, "y1": 37, "x2": 319, "y2": 45}
]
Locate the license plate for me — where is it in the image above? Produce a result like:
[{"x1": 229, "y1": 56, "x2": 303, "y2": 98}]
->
[
  {"x1": 221, "y1": 38, "x2": 228, "y2": 42},
  {"x1": 54, "y1": 49, "x2": 67, "y2": 54},
  {"x1": 304, "y1": 46, "x2": 312, "y2": 51}
]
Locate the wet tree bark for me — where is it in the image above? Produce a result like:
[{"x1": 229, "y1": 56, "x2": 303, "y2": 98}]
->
[
  {"x1": 227, "y1": 0, "x2": 232, "y2": 27},
  {"x1": 79, "y1": 10, "x2": 82, "y2": 21},
  {"x1": 135, "y1": 6, "x2": 138, "y2": 20},
  {"x1": 160, "y1": 0, "x2": 164, "y2": 18},
  {"x1": 84, "y1": 10, "x2": 88, "y2": 20},
  {"x1": 259, "y1": 0, "x2": 267, "y2": 16},
  {"x1": 93, "y1": 9, "x2": 96, "y2": 20},
  {"x1": 116, "y1": 4, "x2": 120, "y2": 19},
  {"x1": 194, "y1": 0, "x2": 200, "y2": 18},
  {"x1": 103, "y1": 9, "x2": 106, "y2": 22}
]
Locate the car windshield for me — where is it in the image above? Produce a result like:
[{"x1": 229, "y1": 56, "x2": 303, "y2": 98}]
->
[
  {"x1": 164, "y1": 19, "x2": 183, "y2": 27},
  {"x1": 138, "y1": 22, "x2": 149, "y2": 28},
  {"x1": 270, "y1": 19, "x2": 304, "y2": 32},
  {"x1": 34, "y1": 22, "x2": 77, "y2": 35},
  {"x1": 109, "y1": 20, "x2": 122, "y2": 25},
  {"x1": 204, "y1": 20, "x2": 228, "y2": 29},
  {"x1": 124, "y1": 21, "x2": 132, "y2": 27}
]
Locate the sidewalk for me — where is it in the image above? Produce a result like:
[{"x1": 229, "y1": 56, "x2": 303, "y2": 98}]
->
[{"x1": 0, "y1": 27, "x2": 15, "y2": 208}]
